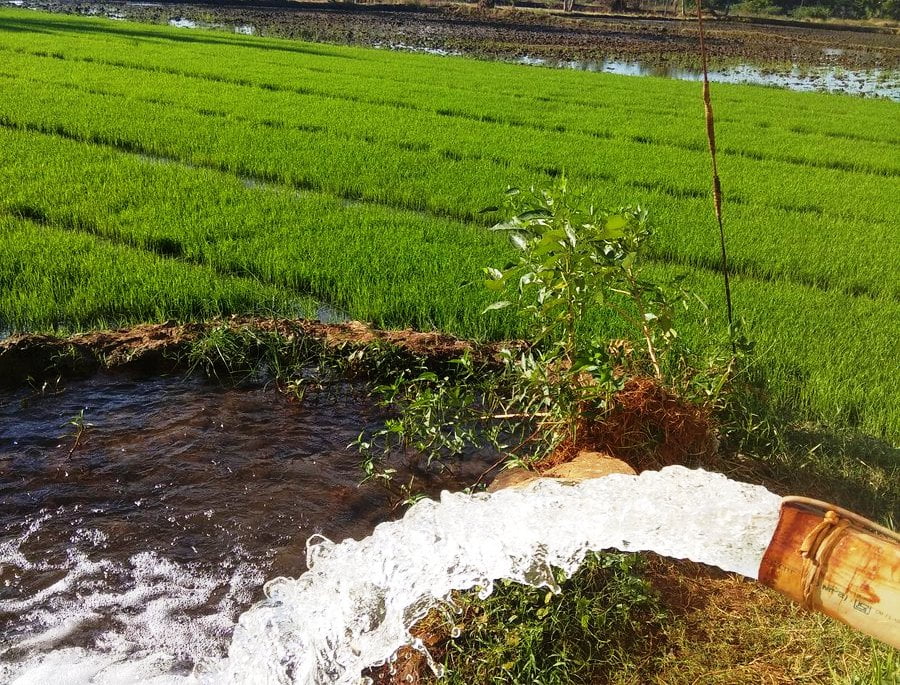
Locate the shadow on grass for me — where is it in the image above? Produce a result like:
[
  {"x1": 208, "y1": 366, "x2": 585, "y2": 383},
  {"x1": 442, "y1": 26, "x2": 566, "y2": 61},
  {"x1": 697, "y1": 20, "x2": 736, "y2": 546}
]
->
[
  {"x1": 719, "y1": 367, "x2": 898, "y2": 526},
  {"x1": 761, "y1": 426, "x2": 898, "y2": 523},
  {"x1": 0, "y1": 21, "x2": 58, "y2": 35}
]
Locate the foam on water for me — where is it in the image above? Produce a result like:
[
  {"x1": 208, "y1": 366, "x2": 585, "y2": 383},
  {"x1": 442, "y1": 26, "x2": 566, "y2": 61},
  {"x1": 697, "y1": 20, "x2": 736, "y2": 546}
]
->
[
  {"x1": 2, "y1": 467, "x2": 781, "y2": 684},
  {"x1": 0, "y1": 518, "x2": 263, "y2": 684}
]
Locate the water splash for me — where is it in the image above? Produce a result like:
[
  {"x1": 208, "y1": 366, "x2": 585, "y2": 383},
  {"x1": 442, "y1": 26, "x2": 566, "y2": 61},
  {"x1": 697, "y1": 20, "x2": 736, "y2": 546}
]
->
[
  {"x1": 2, "y1": 467, "x2": 781, "y2": 683},
  {"x1": 211, "y1": 466, "x2": 781, "y2": 684},
  {"x1": 0, "y1": 518, "x2": 263, "y2": 685}
]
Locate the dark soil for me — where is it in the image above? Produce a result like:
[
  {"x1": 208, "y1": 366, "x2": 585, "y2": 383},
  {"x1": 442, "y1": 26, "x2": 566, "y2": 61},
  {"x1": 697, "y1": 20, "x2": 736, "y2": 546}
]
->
[
  {"x1": 22, "y1": 0, "x2": 900, "y2": 69},
  {"x1": 590, "y1": 376, "x2": 718, "y2": 469}
]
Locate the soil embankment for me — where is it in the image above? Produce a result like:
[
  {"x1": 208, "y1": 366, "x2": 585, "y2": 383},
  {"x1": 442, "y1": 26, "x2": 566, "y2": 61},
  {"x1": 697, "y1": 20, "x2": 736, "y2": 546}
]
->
[{"x1": 0, "y1": 317, "x2": 510, "y2": 387}]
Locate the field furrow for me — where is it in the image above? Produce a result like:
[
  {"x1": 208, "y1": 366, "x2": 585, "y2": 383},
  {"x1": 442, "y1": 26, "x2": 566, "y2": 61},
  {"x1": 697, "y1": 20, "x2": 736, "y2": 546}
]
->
[{"x1": 1, "y1": 43, "x2": 897, "y2": 178}]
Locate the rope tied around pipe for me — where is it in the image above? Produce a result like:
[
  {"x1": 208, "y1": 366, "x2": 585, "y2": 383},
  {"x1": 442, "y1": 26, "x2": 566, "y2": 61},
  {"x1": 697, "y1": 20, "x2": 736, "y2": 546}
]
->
[{"x1": 798, "y1": 509, "x2": 850, "y2": 608}]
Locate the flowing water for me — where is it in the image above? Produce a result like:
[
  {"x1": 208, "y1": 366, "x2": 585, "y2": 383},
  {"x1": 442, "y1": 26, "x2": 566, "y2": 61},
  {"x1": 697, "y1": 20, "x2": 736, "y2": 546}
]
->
[
  {"x1": 1, "y1": 374, "x2": 784, "y2": 684},
  {"x1": 0, "y1": 374, "x2": 495, "y2": 683},
  {"x1": 212, "y1": 467, "x2": 781, "y2": 685}
]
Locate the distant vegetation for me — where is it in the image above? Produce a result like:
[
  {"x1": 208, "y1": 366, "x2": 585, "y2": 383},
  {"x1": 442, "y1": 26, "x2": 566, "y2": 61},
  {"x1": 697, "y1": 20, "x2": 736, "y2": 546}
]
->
[
  {"x1": 0, "y1": 9, "x2": 898, "y2": 439},
  {"x1": 480, "y1": 0, "x2": 899, "y2": 20},
  {"x1": 721, "y1": 0, "x2": 900, "y2": 20}
]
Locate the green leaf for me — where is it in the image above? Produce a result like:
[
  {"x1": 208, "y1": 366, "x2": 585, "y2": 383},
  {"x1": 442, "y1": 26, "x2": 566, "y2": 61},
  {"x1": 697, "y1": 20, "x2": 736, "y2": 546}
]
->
[
  {"x1": 533, "y1": 231, "x2": 566, "y2": 256},
  {"x1": 517, "y1": 208, "x2": 553, "y2": 221},
  {"x1": 519, "y1": 272, "x2": 535, "y2": 290},
  {"x1": 601, "y1": 214, "x2": 629, "y2": 239},
  {"x1": 510, "y1": 233, "x2": 528, "y2": 251},
  {"x1": 606, "y1": 215, "x2": 628, "y2": 229},
  {"x1": 482, "y1": 301, "x2": 512, "y2": 313}
]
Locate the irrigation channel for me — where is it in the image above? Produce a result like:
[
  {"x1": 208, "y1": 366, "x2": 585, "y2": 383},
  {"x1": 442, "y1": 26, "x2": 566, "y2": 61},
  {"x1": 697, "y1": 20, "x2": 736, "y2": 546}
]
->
[
  {"x1": 0, "y1": 371, "x2": 787, "y2": 683},
  {"x1": 0, "y1": 373, "x2": 497, "y2": 682}
]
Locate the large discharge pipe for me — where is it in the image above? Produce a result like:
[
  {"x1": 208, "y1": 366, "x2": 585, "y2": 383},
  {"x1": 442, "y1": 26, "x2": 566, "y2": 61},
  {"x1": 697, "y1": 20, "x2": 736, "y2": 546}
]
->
[{"x1": 758, "y1": 496, "x2": 899, "y2": 649}]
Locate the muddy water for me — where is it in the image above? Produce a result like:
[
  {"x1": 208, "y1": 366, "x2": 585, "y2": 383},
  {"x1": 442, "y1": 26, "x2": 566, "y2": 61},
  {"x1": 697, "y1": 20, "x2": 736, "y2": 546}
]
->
[
  {"x1": 0, "y1": 374, "x2": 495, "y2": 678},
  {"x1": 515, "y1": 55, "x2": 900, "y2": 100}
]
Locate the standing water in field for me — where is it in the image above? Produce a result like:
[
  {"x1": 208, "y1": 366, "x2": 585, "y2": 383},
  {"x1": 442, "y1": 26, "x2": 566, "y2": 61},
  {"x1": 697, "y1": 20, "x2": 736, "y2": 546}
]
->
[{"x1": 1, "y1": 376, "x2": 782, "y2": 684}]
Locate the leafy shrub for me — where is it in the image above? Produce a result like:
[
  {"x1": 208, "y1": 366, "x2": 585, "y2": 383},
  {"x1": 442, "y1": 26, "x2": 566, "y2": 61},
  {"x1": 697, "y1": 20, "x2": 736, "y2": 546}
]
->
[
  {"x1": 880, "y1": 0, "x2": 900, "y2": 18},
  {"x1": 733, "y1": 0, "x2": 784, "y2": 13},
  {"x1": 357, "y1": 180, "x2": 729, "y2": 494},
  {"x1": 792, "y1": 4, "x2": 833, "y2": 17}
]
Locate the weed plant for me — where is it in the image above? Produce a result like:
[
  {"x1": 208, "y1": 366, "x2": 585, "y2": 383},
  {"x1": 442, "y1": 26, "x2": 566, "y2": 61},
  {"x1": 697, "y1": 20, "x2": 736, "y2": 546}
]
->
[
  {"x1": 437, "y1": 554, "x2": 664, "y2": 685},
  {"x1": 356, "y1": 180, "x2": 732, "y2": 492},
  {"x1": 410, "y1": 553, "x2": 899, "y2": 684}
]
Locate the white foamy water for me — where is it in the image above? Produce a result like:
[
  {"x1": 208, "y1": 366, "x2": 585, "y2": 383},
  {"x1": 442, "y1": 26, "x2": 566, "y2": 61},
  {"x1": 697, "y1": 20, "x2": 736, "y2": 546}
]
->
[
  {"x1": 0, "y1": 519, "x2": 264, "y2": 685},
  {"x1": 2, "y1": 467, "x2": 781, "y2": 684},
  {"x1": 216, "y1": 466, "x2": 781, "y2": 684}
]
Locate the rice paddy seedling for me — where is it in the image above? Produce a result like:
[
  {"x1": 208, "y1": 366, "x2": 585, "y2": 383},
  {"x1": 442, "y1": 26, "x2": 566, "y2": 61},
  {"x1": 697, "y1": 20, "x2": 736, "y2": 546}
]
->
[
  {"x1": 0, "y1": 70, "x2": 895, "y2": 300},
  {"x1": 0, "y1": 8, "x2": 897, "y2": 439},
  {"x1": 0, "y1": 215, "x2": 303, "y2": 331}
]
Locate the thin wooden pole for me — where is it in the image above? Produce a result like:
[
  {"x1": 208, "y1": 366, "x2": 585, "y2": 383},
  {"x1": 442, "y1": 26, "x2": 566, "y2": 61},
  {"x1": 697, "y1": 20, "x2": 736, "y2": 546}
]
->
[{"x1": 696, "y1": 1, "x2": 735, "y2": 349}]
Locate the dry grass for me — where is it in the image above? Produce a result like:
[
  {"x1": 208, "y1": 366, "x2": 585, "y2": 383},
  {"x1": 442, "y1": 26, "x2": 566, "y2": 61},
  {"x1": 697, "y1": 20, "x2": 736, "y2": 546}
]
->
[{"x1": 635, "y1": 556, "x2": 896, "y2": 685}]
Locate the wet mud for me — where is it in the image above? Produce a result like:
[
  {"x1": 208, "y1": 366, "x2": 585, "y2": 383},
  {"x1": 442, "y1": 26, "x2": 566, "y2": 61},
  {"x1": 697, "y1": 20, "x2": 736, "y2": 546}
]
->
[{"x1": 14, "y1": 0, "x2": 900, "y2": 69}]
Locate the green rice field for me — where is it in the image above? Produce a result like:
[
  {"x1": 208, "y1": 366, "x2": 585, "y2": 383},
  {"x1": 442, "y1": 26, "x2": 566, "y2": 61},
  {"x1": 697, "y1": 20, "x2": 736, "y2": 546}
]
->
[{"x1": 0, "y1": 9, "x2": 898, "y2": 439}]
